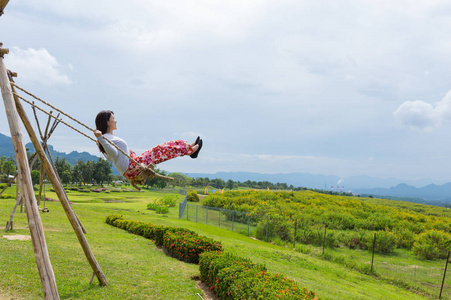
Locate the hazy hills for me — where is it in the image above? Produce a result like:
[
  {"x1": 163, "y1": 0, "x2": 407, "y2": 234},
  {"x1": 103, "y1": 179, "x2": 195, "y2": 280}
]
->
[
  {"x1": 186, "y1": 172, "x2": 451, "y2": 203},
  {"x1": 185, "y1": 171, "x2": 439, "y2": 190},
  {"x1": 3, "y1": 132, "x2": 451, "y2": 203},
  {"x1": 0, "y1": 132, "x2": 119, "y2": 173}
]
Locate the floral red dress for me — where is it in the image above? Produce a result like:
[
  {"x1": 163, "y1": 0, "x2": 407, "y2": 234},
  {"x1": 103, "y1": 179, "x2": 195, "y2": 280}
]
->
[{"x1": 122, "y1": 140, "x2": 193, "y2": 181}]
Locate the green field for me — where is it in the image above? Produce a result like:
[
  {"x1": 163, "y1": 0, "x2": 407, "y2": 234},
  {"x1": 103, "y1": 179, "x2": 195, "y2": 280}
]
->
[{"x1": 0, "y1": 185, "x2": 450, "y2": 299}]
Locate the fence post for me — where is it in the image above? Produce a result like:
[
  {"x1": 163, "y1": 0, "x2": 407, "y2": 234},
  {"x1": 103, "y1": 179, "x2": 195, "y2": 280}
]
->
[
  {"x1": 206, "y1": 208, "x2": 208, "y2": 225},
  {"x1": 371, "y1": 233, "x2": 377, "y2": 273},
  {"x1": 247, "y1": 214, "x2": 250, "y2": 236},
  {"x1": 266, "y1": 215, "x2": 269, "y2": 242},
  {"x1": 196, "y1": 205, "x2": 198, "y2": 223},
  {"x1": 439, "y1": 251, "x2": 450, "y2": 299},
  {"x1": 293, "y1": 219, "x2": 297, "y2": 249},
  {"x1": 186, "y1": 203, "x2": 189, "y2": 220},
  {"x1": 322, "y1": 224, "x2": 327, "y2": 255},
  {"x1": 232, "y1": 211, "x2": 234, "y2": 231},
  {"x1": 178, "y1": 195, "x2": 187, "y2": 219},
  {"x1": 218, "y1": 209, "x2": 221, "y2": 227}
]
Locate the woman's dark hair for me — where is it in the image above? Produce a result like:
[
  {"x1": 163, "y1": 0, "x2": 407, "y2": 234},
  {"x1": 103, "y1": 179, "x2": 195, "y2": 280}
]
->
[{"x1": 95, "y1": 110, "x2": 114, "y2": 154}]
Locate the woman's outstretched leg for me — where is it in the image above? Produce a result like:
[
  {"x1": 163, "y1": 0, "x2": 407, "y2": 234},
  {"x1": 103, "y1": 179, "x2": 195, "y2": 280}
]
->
[{"x1": 139, "y1": 140, "x2": 194, "y2": 165}]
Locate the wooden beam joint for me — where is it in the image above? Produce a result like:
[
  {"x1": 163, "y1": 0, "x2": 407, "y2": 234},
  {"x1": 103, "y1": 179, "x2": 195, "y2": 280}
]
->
[
  {"x1": 0, "y1": 0, "x2": 11, "y2": 16},
  {"x1": 0, "y1": 48, "x2": 9, "y2": 57},
  {"x1": 7, "y1": 69, "x2": 16, "y2": 82}
]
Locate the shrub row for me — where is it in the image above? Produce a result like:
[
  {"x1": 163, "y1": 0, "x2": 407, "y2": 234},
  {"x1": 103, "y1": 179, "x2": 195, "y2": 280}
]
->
[
  {"x1": 0, "y1": 194, "x2": 14, "y2": 199},
  {"x1": 164, "y1": 231, "x2": 222, "y2": 264},
  {"x1": 105, "y1": 214, "x2": 222, "y2": 264},
  {"x1": 65, "y1": 187, "x2": 136, "y2": 193},
  {"x1": 105, "y1": 214, "x2": 319, "y2": 299},
  {"x1": 199, "y1": 251, "x2": 318, "y2": 300}
]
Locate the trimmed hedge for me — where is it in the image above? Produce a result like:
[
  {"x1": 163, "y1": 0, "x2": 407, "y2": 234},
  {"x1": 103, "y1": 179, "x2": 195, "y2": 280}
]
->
[
  {"x1": 199, "y1": 251, "x2": 319, "y2": 300},
  {"x1": 164, "y1": 230, "x2": 222, "y2": 264},
  {"x1": 105, "y1": 214, "x2": 222, "y2": 263}
]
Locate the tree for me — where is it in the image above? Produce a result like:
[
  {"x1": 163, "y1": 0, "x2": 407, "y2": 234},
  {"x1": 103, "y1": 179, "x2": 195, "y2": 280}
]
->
[
  {"x1": 226, "y1": 179, "x2": 235, "y2": 190},
  {"x1": 211, "y1": 178, "x2": 226, "y2": 189},
  {"x1": 31, "y1": 170, "x2": 40, "y2": 185},
  {"x1": 61, "y1": 170, "x2": 72, "y2": 186},
  {"x1": 2, "y1": 160, "x2": 16, "y2": 176},
  {"x1": 0, "y1": 156, "x2": 16, "y2": 178},
  {"x1": 169, "y1": 172, "x2": 191, "y2": 187},
  {"x1": 55, "y1": 157, "x2": 71, "y2": 179},
  {"x1": 72, "y1": 160, "x2": 84, "y2": 185},
  {"x1": 145, "y1": 168, "x2": 169, "y2": 189},
  {"x1": 93, "y1": 158, "x2": 112, "y2": 186},
  {"x1": 80, "y1": 161, "x2": 94, "y2": 185}
]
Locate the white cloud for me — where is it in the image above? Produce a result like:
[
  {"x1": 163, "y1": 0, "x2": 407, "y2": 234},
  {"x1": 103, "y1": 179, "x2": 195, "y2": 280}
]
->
[
  {"x1": 5, "y1": 47, "x2": 71, "y2": 86},
  {"x1": 393, "y1": 90, "x2": 451, "y2": 131},
  {"x1": 6, "y1": 0, "x2": 451, "y2": 182}
]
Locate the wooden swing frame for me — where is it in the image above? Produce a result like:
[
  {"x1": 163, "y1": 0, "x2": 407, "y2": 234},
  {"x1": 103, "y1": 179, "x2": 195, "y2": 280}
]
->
[{"x1": 1, "y1": 43, "x2": 107, "y2": 299}]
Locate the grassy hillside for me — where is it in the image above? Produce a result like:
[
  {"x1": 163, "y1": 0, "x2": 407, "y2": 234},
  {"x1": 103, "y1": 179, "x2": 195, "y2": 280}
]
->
[{"x1": 0, "y1": 186, "x2": 449, "y2": 299}]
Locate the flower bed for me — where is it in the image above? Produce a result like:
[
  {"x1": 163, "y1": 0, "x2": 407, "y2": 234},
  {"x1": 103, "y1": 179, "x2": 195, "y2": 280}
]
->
[
  {"x1": 163, "y1": 231, "x2": 222, "y2": 264},
  {"x1": 105, "y1": 214, "x2": 318, "y2": 299},
  {"x1": 199, "y1": 251, "x2": 318, "y2": 300}
]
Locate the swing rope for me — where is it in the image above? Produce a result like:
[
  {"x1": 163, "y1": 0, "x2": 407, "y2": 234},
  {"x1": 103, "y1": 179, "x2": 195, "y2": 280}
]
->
[
  {"x1": 11, "y1": 83, "x2": 174, "y2": 188},
  {"x1": 14, "y1": 93, "x2": 97, "y2": 143}
]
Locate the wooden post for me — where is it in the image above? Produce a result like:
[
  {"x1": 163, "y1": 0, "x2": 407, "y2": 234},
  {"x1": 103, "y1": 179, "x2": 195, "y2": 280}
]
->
[
  {"x1": 371, "y1": 233, "x2": 377, "y2": 273},
  {"x1": 0, "y1": 172, "x2": 15, "y2": 196},
  {"x1": 266, "y1": 215, "x2": 269, "y2": 241},
  {"x1": 6, "y1": 195, "x2": 20, "y2": 231},
  {"x1": 0, "y1": 43, "x2": 60, "y2": 299},
  {"x1": 17, "y1": 172, "x2": 22, "y2": 213},
  {"x1": 0, "y1": 0, "x2": 10, "y2": 15},
  {"x1": 439, "y1": 251, "x2": 450, "y2": 299},
  {"x1": 38, "y1": 164, "x2": 45, "y2": 206},
  {"x1": 6, "y1": 154, "x2": 39, "y2": 230},
  {"x1": 12, "y1": 85, "x2": 108, "y2": 286}
]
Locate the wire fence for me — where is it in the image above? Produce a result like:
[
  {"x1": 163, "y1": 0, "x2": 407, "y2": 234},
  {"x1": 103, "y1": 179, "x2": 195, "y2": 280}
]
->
[
  {"x1": 179, "y1": 203, "x2": 451, "y2": 299},
  {"x1": 179, "y1": 203, "x2": 256, "y2": 236}
]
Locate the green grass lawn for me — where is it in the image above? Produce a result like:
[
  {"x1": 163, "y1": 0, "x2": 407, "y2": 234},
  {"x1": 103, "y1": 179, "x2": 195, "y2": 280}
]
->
[{"x1": 0, "y1": 185, "x2": 448, "y2": 299}]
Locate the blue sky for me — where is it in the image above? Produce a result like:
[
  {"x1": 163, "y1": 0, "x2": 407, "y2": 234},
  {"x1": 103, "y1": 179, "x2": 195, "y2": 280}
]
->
[{"x1": 2, "y1": 1, "x2": 451, "y2": 183}]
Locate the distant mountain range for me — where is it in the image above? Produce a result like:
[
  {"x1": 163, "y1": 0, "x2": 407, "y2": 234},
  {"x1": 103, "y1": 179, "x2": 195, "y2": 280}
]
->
[
  {"x1": 354, "y1": 183, "x2": 451, "y2": 201},
  {"x1": 25, "y1": 143, "x2": 101, "y2": 166},
  {"x1": 185, "y1": 171, "x2": 440, "y2": 190},
  {"x1": 0, "y1": 132, "x2": 15, "y2": 158},
  {"x1": 2, "y1": 132, "x2": 451, "y2": 203},
  {"x1": 0, "y1": 132, "x2": 120, "y2": 174}
]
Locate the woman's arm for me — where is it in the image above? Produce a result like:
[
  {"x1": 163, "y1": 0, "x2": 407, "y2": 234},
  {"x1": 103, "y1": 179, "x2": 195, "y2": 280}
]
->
[{"x1": 94, "y1": 131, "x2": 119, "y2": 158}]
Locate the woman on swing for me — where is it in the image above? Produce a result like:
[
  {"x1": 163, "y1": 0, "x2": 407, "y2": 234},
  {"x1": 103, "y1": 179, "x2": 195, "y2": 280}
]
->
[{"x1": 93, "y1": 110, "x2": 202, "y2": 182}]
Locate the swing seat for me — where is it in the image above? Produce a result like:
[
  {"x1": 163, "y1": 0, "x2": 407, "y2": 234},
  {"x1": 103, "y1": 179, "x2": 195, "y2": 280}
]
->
[{"x1": 130, "y1": 163, "x2": 174, "y2": 190}]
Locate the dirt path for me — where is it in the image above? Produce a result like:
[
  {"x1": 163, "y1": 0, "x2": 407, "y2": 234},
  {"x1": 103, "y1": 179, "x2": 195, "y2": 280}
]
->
[
  {"x1": 2, "y1": 235, "x2": 31, "y2": 241},
  {"x1": 196, "y1": 281, "x2": 219, "y2": 300},
  {"x1": 0, "y1": 288, "x2": 23, "y2": 300}
]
